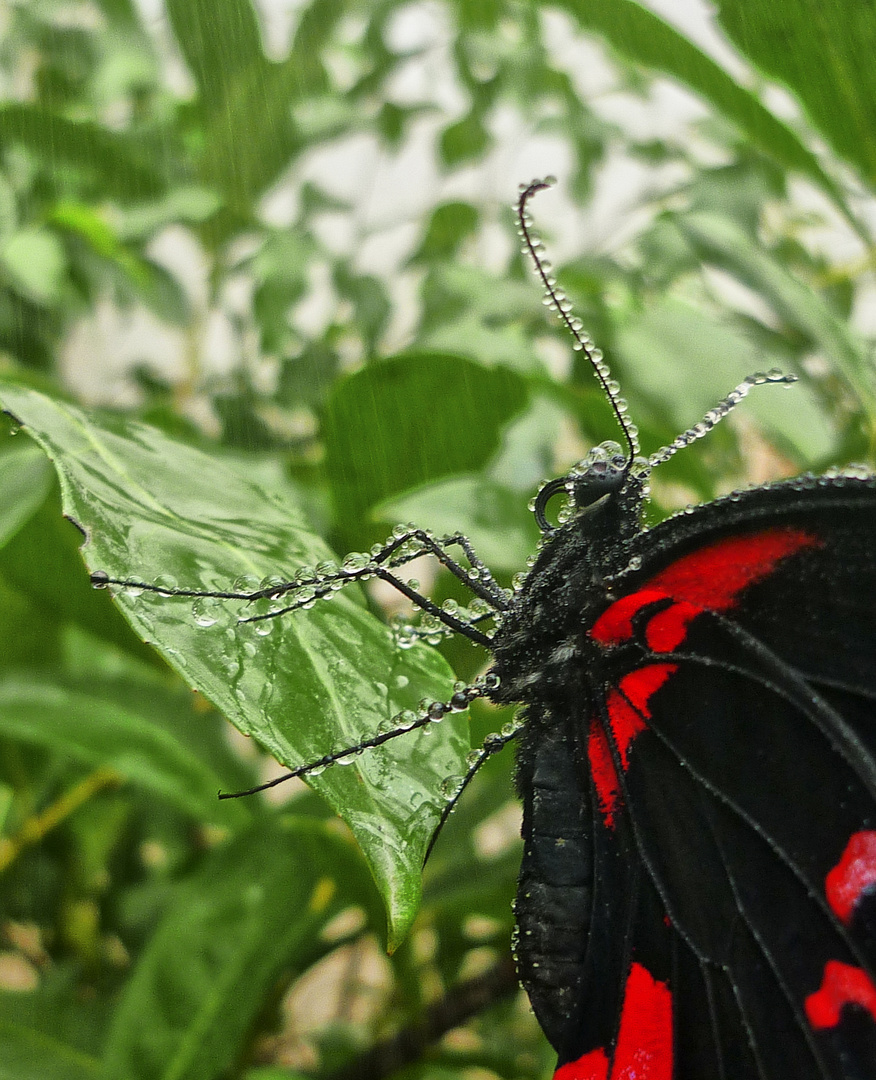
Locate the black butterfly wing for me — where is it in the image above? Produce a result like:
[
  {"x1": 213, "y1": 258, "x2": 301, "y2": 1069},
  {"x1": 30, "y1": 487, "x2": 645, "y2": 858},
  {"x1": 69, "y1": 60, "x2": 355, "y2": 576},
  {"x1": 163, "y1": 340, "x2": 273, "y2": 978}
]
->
[{"x1": 539, "y1": 475, "x2": 876, "y2": 1079}]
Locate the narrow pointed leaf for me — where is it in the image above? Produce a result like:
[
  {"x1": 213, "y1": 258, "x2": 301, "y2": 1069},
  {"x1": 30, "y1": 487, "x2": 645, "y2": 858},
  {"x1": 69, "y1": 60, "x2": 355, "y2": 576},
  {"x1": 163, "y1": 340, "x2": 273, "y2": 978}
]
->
[
  {"x1": 557, "y1": 0, "x2": 853, "y2": 225},
  {"x1": 102, "y1": 818, "x2": 377, "y2": 1080}
]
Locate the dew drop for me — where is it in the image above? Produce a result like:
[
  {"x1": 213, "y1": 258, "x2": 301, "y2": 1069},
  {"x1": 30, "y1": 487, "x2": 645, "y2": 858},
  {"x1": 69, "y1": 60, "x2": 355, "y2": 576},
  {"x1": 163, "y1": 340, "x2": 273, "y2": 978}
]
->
[
  {"x1": 192, "y1": 596, "x2": 220, "y2": 627},
  {"x1": 440, "y1": 775, "x2": 464, "y2": 799}
]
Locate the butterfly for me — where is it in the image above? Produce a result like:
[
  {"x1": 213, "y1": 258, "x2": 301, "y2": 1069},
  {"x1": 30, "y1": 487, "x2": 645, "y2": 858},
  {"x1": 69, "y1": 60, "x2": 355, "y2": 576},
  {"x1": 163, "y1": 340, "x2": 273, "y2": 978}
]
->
[{"x1": 91, "y1": 178, "x2": 876, "y2": 1078}]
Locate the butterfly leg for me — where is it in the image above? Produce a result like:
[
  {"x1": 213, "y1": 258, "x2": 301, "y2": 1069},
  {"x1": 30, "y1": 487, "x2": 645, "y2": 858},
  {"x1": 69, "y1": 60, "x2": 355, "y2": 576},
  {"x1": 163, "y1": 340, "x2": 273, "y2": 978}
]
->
[
  {"x1": 219, "y1": 674, "x2": 500, "y2": 800},
  {"x1": 425, "y1": 706, "x2": 522, "y2": 862}
]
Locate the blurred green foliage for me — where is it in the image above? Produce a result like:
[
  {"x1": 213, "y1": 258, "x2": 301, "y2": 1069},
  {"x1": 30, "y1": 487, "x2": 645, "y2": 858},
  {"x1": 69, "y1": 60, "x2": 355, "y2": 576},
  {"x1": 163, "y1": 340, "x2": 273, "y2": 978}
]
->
[{"x1": 0, "y1": 1, "x2": 875, "y2": 1078}]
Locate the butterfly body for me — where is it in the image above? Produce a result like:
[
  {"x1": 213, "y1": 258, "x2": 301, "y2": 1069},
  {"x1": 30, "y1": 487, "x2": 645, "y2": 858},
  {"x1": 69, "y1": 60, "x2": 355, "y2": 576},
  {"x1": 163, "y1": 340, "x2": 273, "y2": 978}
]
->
[{"x1": 492, "y1": 453, "x2": 876, "y2": 1078}]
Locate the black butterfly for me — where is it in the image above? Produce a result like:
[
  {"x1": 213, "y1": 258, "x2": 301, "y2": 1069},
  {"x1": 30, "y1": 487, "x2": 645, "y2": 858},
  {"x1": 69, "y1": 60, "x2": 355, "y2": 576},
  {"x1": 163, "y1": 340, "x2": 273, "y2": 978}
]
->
[{"x1": 93, "y1": 179, "x2": 876, "y2": 1079}]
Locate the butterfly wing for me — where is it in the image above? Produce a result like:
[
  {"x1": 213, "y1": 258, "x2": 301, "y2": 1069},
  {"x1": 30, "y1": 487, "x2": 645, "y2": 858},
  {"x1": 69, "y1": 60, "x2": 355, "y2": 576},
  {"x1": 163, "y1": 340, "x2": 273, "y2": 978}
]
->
[{"x1": 529, "y1": 475, "x2": 876, "y2": 1079}]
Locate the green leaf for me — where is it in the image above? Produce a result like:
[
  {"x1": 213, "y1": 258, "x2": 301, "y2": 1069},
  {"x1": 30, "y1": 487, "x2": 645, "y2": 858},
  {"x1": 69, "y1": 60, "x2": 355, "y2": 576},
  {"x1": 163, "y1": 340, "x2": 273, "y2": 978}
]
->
[
  {"x1": 439, "y1": 111, "x2": 491, "y2": 167},
  {"x1": 0, "y1": 104, "x2": 164, "y2": 202},
  {"x1": 0, "y1": 384, "x2": 468, "y2": 945},
  {"x1": 0, "y1": 228, "x2": 67, "y2": 305},
  {"x1": 0, "y1": 486, "x2": 160, "y2": 668},
  {"x1": 0, "y1": 1020, "x2": 98, "y2": 1080},
  {"x1": 675, "y1": 212, "x2": 876, "y2": 425},
  {"x1": 556, "y1": 0, "x2": 854, "y2": 225},
  {"x1": 166, "y1": 0, "x2": 267, "y2": 110},
  {"x1": 0, "y1": 677, "x2": 250, "y2": 823},
  {"x1": 377, "y1": 475, "x2": 540, "y2": 573},
  {"x1": 614, "y1": 295, "x2": 837, "y2": 463},
  {"x1": 716, "y1": 1, "x2": 876, "y2": 188},
  {"x1": 102, "y1": 817, "x2": 377, "y2": 1080},
  {"x1": 323, "y1": 353, "x2": 529, "y2": 543},
  {"x1": 114, "y1": 187, "x2": 223, "y2": 242},
  {"x1": 0, "y1": 442, "x2": 53, "y2": 548},
  {"x1": 409, "y1": 202, "x2": 480, "y2": 265}
]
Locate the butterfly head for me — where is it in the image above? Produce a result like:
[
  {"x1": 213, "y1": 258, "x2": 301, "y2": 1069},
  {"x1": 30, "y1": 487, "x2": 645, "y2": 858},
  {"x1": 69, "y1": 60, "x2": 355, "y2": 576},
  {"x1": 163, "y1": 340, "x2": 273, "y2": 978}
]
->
[{"x1": 533, "y1": 442, "x2": 650, "y2": 536}]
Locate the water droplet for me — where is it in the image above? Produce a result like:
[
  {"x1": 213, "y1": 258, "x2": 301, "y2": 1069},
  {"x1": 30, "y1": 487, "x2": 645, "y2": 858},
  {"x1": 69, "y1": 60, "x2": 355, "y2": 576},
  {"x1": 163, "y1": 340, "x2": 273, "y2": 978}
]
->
[
  {"x1": 192, "y1": 596, "x2": 220, "y2": 627},
  {"x1": 90, "y1": 570, "x2": 110, "y2": 589},
  {"x1": 342, "y1": 551, "x2": 371, "y2": 573},
  {"x1": 440, "y1": 775, "x2": 464, "y2": 799},
  {"x1": 153, "y1": 574, "x2": 178, "y2": 596}
]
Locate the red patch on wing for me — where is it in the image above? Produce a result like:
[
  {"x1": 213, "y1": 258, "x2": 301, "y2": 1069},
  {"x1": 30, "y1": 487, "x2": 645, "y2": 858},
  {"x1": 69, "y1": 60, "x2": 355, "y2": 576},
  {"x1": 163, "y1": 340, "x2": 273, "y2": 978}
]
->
[
  {"x1": 591, "y1": 528, "x2": 819, "y2": 649},
  {"x1": 826, "y1": 831, "x2": 876, "y2": 925},
  {"x1": 554, "y1": 962, "x2": 673, "y2": 1080},
  {"x1": 617, "y1": 665, "x2": 676, "y2": 716},
  {"x1": 588, "y1": 718, "x2": 620, "y2": 829},
  {"x1": 805, "y1": 961, "x2": 876, "y2": 1029},
  {"x1": 590, "y1": 664, "x2": 677, "y2": 828},
  {"x1": 554, "y1": 1049, "x2": 608, "y2": 1080},
  {"x1": 606, "y1": 689, "x2": 647, "y2": 770}
]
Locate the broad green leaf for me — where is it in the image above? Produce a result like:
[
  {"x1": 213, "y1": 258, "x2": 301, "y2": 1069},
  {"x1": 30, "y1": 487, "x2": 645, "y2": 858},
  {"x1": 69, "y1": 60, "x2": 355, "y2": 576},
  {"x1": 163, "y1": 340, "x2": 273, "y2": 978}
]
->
[
  {"x1": 0, "y1": 105, "x2": 164, "y2": 202},
  {"x1": 377, "y1": 476, "x2": 540, "y2": 573},
  {"x1": 102, "y1": 817, "x2": 377, "y2": 1080},
  {"x1": 676, "y1": 213, "x2": 876, "y2": 425},
  {"x1": 556, "y1": 0, "x2": 853, "y2": 225},
  {"x1": 0, "y1": 228, "x2": 66, "y2": 306},
  {"x1": 0, "y1": 677, "x2": 250, "y2": 823},
  {"x1": 0, "y1": 442, "x2": 53, "y2": 548},
  {"x1": 0, "y1": 384, "x2": 468, "y2": 944},
  {"x1": 409, "y1": 202, "x2": 480, "y2": 265},
  {"x1": 614, "y1": 295, "x2": 836, "y2": 463},
  {"x1": 323, "y1": 353, "x2": 529, "y2": 544},
  {"x1": 716, "y1": 1, "x2": 876, "y2": 188}
]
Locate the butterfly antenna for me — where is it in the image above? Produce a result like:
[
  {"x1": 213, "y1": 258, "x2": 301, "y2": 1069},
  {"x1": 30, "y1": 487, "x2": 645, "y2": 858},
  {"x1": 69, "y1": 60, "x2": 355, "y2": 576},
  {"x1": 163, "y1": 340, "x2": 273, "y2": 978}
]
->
[
  {"x1": 517, "y1": 178, "x2": 640, "y2": 469},
  {"x1": 648, "y1": 370, "x2": 797, "y2": 468}
]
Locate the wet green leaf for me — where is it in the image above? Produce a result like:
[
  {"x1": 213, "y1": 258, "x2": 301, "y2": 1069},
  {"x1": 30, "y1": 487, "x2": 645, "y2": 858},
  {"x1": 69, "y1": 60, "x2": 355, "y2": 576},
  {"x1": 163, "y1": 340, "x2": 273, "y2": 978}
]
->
[
  {"x1": 0, "y1": 384, "x2": 469, "y2": 945},
  {"x1": 614, "y1": 295, "x2": 836, "y2": 463}
]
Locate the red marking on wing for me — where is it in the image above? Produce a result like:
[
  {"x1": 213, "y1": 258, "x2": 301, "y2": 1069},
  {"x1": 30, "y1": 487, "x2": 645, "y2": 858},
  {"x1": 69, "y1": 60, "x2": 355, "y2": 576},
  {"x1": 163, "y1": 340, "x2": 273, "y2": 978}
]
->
[
  {"x1": 644, "y1": 599, "x2": 701, "y2": 653},
  {"x1": 554, "y1": 962, "x2": 673, "y2": 1080},
  {"x1": 617, "y1": 665, "x2": 676, "y2": 715},
  {"x1": 588, "y1": 718, "x2": 620, "y2": 829},
  {"x1": 805, "y1": 960, "x2": 876, "y2": 1029},
  {"x1": 591, "y1": 528, "x2": 819, "y2": 648},
  {"x1": 606, "y1": 689, "x2": 647, "y2": 770},
  {"x1": 826, "y1": 831, "x2": 876, "y2": 925},
  {"x1": 611, "y1": 962, "x2": 673, "y2": 1079},
  {"x1": 591, "y1": 665, "x2": 678, "y2": 829},
  {"x1": 554, "y1": 1050, "x2": 608, "y2": 1080},
  {"x1": 588, "y1": 589, "x2": 664, "y2": 646}
]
